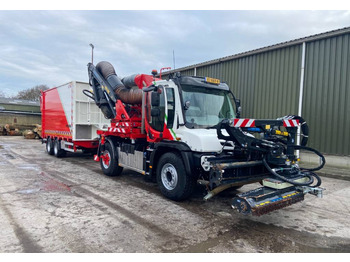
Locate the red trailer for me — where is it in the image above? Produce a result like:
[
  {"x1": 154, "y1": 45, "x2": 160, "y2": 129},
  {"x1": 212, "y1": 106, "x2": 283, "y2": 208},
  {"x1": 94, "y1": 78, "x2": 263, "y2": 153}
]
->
[{"x1": 40, "y1": 81, "x2": 110, "y2": 157}]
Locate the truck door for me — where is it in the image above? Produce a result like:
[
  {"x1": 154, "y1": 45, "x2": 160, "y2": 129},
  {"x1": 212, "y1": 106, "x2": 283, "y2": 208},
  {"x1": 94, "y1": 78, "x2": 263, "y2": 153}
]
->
[{"x1": 145, "y1": 85, "x2": 176, "y2": 142}]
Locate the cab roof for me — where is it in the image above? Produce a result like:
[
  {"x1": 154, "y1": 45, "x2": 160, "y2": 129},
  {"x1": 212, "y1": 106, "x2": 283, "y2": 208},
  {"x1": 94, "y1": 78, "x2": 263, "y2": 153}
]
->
[{"x1": 175, "y1": 75, "x2": 229, "y2": 91}]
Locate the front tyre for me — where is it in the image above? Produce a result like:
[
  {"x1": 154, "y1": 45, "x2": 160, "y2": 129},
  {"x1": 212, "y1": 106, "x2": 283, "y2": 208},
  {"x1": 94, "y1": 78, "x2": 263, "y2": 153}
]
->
[
  {"x1": 100, "y1": 141, "x2": 123, "y2": 177},
  {"x1": 156, "y1": 152, "x2": 195, "y2": 201}
]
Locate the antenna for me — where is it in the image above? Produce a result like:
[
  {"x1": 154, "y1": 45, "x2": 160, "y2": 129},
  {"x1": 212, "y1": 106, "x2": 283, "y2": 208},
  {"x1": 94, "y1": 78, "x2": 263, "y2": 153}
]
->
[
  {"x1": 173, "y1": 50, "x2": 176, "y2": 70},
  {"x1": 89, "y1": 43, "x2": 94, "y2": 64}
]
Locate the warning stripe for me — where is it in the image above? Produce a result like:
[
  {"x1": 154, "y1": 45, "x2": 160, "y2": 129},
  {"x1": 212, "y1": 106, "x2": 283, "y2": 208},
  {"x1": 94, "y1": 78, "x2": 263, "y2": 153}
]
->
[
  {"x1": 108, "y1": 127, "x2": 127, "y2": 133},
  {"x1": 115, "y1": 122, "x2": 130, "y2": 127},
  {"x1": 283, "y1": 119, "x2": 299, "y2": 127},
  {"x1": 45, "y1": 130, "x2": 72, "y2": 136},
  {"x1": 233, "y1": 119, "x2": 256, "y2": 127}
]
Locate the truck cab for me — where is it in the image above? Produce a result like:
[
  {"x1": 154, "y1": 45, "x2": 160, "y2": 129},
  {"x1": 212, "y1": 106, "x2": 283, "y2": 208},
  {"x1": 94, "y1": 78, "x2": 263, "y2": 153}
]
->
[{"x1": 142, "y1": 76, "x2": 241, "y2": 200}]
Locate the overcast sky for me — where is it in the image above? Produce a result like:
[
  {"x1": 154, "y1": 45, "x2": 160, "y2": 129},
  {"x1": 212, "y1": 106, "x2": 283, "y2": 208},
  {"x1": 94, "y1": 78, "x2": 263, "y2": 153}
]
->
[{"x1": 0, "y1": 7, "x2": 349, "y2": 97}]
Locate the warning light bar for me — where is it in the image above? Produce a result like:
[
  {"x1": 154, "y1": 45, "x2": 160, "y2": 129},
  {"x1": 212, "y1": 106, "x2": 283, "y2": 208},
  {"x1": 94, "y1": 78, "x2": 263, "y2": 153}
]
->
[{"x1": 204, "y1": 77, "x2": 220, "y2": 85}]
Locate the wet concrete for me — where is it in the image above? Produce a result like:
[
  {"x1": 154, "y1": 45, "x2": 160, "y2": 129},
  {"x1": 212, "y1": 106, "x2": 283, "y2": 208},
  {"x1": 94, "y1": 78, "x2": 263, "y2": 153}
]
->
[{"x1": 0, "y1": 136, "x2": 350, "y2": 253}]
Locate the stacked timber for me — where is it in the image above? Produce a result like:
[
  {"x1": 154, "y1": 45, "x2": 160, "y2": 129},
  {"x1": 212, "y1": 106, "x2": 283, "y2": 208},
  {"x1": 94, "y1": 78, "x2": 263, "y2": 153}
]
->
[
  {"x1": 0, "y1": 124, "x2": 42, "y2": 139},
  {"x1": 33, "y1": 124, "x2": 42, "y2": 138},
  {"x1": 2, "y1": 124, "x2": 22, "y2": 136}
]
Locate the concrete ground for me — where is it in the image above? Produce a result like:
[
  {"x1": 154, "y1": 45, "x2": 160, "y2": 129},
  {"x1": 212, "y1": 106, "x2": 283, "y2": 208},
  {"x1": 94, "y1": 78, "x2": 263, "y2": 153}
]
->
[{"x1": 0, "y1": 136, "x2": 350, "y2": 253}]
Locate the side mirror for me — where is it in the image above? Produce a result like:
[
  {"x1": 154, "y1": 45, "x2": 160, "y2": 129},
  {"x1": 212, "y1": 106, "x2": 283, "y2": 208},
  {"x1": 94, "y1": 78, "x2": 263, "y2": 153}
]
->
[
  {"x1": 151, "y1": 108, "x2": 160, "y2": 117},
  {"x1": 184, "y1": 100, "x2": 191, "y2": 110},
  {"x1": 151, "y1": 91, "x2": 160, "y2": 107},
  {"x1": 236, "y1": 99, "x2": 241, "y2": 118}
]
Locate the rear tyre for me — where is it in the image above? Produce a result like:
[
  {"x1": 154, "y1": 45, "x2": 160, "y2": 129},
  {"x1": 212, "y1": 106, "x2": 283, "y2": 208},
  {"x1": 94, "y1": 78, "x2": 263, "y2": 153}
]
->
[
  {"x1": 156, "y1": 152, "x2": 195, "y2": 201},
  {"x1": 100, "y1": 141, "x2": 123, "y2": 177},
  {"x1": 46, "y1": 137, "x2": 54, "y2": 155},
  {"x1": 53, "y1": 139, "x2": 66, "y2": 158}
]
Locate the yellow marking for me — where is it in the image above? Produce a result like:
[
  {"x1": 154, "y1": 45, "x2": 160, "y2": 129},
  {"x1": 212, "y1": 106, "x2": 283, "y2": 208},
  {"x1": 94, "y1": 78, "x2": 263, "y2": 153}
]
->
[
  {"x1": 149, "y1": 166, "x2": 152, "y2": 169},
  {"x1": 265, "y1": 125, "x2": 271, "y2": 129},
  {"x1": 101, "y1": 85, "x2": 111, "y2": 95},
  {"x1": 205, "y1": 77, "x2": 220, "y2": 84},
  {"x1": 274, "y1": 130, "x2": 289, "y2": 136}
]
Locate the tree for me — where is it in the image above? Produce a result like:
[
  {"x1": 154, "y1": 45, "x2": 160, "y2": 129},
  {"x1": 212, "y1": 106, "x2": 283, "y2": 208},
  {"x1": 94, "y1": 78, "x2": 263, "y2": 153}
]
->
[{"x1": 15, "y1": 84, "x2": 49, "y2": 101}]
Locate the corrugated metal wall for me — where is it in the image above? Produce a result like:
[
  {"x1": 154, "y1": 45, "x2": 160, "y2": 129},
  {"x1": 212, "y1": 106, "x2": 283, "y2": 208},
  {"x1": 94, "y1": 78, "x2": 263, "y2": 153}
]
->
[
  {"x1": 0, "y1": 102, "x2": 40, "y2": 113},
  {"x1": 177, "y1": 68, "x2": 195, "y2": 76},
  {"x1": 218, "y1": 45, "x2": 302, "y2": 119},
  {"x1": 169, "y1": 30, "x2": 350, "y2": 156},
  {"x1": 303, "y1": 34, "x2": 350, "y2": 155}
]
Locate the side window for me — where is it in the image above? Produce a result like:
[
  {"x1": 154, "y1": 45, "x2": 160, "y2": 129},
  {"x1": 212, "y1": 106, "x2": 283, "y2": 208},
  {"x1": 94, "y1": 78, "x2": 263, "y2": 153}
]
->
[{"x1": 165, "y1": 88, "x2": 175, "y2": 129}]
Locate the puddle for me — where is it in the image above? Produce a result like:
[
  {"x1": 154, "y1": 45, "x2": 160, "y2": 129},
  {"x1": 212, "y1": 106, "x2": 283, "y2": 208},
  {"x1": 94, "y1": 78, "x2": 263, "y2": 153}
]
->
[
  {"x1": 4, "y1": 153, "x2": 15, "y2": 159},
  {"x1": 18, "y1": 164, "x2": 39, "y2": 171},
  {"x1": 38, "y1": 172, "x2": 71, "y2": 192},
  {"x1": 41, "y1": 179, "x2": 71, "y2": 192},
  {"x1": 17, "y1": 188, "x2": 41, "y2": 194},
  {"x1": 16, "y1": 180, "x2": 71, "y2": 195}
]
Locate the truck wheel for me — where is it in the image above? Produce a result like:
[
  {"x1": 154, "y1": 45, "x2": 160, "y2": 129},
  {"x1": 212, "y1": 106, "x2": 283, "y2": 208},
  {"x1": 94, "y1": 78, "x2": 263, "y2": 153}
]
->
[
  {"x1": 54, "y1": 139, "x2": 66, "y2": 158},
  {"x1": 156, "y1": 152, "x2": 195, "y2": 201},
  {"x1": 46, "y1": 137, "x2": 54, "y2": 155},
  {"x1": 100, "y1": 141, "x2": 123, "y2": 176}
]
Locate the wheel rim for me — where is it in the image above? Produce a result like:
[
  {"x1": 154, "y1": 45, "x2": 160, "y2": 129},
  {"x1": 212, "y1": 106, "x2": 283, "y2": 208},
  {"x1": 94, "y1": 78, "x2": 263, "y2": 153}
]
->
[
  {"x1": 101, "y1": 151, "x2": 111, "y2": 169},
  {"x1": 161, "y1": 163, "x2": 178, "y2": 191},
  {"x1": 47, "y1": 141, "x2": 51, "y2": 152}
]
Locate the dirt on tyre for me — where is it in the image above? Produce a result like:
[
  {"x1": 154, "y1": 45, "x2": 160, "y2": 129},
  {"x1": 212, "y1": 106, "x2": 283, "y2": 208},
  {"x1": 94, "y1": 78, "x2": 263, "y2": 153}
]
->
[
  {"x1": 53, "y1": 139, "x2": 66, "y2": 158},
  {"x1": 100, "y1": 141, "x2": 123, "y2": 177},
  {"x1": 46, "y1": 137, "x2": 54, "y2": 155},
  {"x1": 156, "y1": 152, "x2": 195, "y2": 201}
]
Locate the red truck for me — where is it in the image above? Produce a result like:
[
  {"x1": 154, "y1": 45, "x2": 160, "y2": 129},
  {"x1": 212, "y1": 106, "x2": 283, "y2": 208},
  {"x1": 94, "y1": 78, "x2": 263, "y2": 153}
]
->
[
  {"x1": 40, "y1": 81, "x2": 110, "y2": 157},
  {"x1": 85, "y1": 60, "x2": 325, "y2": 216}
]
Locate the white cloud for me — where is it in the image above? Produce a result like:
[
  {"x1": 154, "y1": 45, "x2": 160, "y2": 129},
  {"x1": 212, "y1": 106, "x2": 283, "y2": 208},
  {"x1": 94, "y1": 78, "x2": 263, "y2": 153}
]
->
[{"x1": 0, "y1": 10, "x2": 349, "y2": 97}]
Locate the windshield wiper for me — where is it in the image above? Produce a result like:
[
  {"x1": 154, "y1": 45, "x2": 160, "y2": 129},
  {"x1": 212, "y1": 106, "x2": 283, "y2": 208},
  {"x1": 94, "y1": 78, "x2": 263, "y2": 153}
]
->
[{"x1": 206, "y1": 124, "x2": 218, "y2": 129}]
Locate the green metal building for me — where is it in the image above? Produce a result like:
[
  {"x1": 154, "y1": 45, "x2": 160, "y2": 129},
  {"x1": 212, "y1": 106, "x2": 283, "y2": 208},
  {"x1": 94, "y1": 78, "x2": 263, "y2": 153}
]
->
[
  {"x1": 0, "y1": 97, "x2": 41, "y2": 113},
  {"x1": 0, "y1": 98, "x2": 41, "y2": 127},
  {"x1": 162, "y1": 27, "x2": 350, "y2": 156}
]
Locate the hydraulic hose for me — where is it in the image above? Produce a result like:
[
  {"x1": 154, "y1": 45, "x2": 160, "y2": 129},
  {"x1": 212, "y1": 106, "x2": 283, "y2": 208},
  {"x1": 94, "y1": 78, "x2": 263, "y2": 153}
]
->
[
  {"x1": 262, "y1": 157, "x2": 315, "y2": 186},
  {"x1": 291, "y1": 145, "x2": 326, "y2": 172},
  {"x1": 306, "y1": 171, "x2": 322, "y2": 187}
]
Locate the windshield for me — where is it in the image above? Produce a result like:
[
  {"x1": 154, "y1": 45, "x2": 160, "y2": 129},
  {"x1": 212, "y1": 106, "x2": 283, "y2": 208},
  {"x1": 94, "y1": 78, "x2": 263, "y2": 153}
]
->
[{"x1": 182, "y1": 84, "x2": 236, "y2": 129}]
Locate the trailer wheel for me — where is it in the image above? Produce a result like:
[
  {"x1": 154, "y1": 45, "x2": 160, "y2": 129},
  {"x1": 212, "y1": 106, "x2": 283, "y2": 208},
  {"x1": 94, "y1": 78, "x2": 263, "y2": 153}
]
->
[
  {"x1": 100, "y1": 141, "x2": 123, "y2": 176},
  {"x1": 54, "y1": 139, "x2": 66, "y2": 158},
  {"x1": 46, "y1": 137, "x2": 54, "y2": 155},
  {"x1": 156, "y1": 152, "x2": 195, "y2": 201}
]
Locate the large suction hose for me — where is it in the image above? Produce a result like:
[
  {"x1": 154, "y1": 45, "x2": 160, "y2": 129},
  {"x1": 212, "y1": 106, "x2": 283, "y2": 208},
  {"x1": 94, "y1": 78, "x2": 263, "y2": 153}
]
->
[{"x1": 96, "y1": 61, "x2": 143, "y2": 104}]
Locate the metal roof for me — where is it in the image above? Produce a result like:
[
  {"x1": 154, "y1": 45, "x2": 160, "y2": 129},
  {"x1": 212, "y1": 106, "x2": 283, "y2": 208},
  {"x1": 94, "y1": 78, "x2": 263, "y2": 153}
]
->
[
  {"x1": 163, "y1": 26, "x2": 350, "y2": 74},
  {"x1": 0, "y1": 97, "x2": 40, "y2": 107}
]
